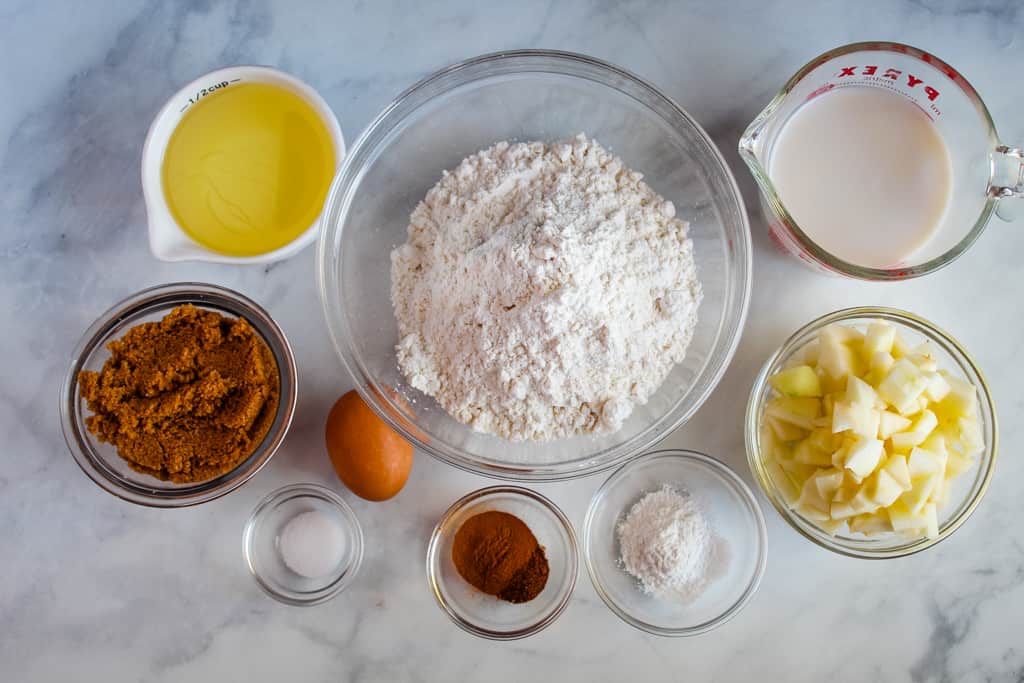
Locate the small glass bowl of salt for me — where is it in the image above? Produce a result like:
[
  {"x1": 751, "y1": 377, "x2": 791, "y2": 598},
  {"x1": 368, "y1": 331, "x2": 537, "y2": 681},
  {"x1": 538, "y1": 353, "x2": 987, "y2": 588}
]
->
[
  {"x1": 243, "y1": 483, "x2": 364, "y2": 606},
  {"x1": 583, "y1": 450, "x2": 767, "y2": 636}
]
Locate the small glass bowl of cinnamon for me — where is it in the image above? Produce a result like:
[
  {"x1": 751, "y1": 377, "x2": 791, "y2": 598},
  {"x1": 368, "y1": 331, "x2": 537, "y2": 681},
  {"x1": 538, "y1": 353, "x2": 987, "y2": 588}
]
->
[
  {"x1": 427, "y1": 486, "x2": 578, "y2": 640},
  {"x1": 60, "y1": 282, "x2": 297, "y2": 507}
]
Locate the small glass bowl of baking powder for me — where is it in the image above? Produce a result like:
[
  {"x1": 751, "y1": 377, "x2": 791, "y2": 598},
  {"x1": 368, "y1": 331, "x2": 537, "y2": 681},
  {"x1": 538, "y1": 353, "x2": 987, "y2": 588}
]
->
[
  {"x1": 243, "y1": 483, "x2": 364, "y2": 606},
  {"x1": 584, "y1": 450, "x2": 767, "y2": 636},
  {"x1": 427, "y1": 486, "x2": 578, "y2": 639}
]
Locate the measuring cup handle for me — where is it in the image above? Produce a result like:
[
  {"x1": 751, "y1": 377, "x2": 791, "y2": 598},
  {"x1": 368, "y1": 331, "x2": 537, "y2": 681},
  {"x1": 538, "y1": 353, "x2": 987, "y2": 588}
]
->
[{"x1": 993, "y1": 145, "x2": 1024, "y2": 221}]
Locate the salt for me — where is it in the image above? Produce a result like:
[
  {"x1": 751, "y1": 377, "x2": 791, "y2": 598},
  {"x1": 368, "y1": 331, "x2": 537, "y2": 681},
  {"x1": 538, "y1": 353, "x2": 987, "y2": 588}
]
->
[{"x1": 278, "y1": 510, "x2": 346, "y2": 578}]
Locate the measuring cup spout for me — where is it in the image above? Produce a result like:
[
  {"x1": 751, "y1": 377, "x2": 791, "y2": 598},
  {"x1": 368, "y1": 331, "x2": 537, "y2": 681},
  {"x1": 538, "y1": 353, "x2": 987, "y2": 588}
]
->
[
  {"x1": 145, "y1": 209, "x2": 210, "y2": 262},
  {"x1": 993, "y1": 145, "x2": 1024, "y2": 221}
]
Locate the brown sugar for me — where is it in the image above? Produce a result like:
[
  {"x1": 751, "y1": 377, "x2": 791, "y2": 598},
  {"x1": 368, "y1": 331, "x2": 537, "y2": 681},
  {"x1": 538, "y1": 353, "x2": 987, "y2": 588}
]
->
[
  {"x1": 78, "y1": 304, "x2": 280, "y2": 483},
  {"x1": 451, "y1": 510, "x2": 550, "y2": 604}
]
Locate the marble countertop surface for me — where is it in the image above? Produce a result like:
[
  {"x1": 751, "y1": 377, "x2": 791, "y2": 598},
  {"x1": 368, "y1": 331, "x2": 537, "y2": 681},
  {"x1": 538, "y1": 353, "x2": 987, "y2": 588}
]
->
[{"x1": 2, "y1": 1, "x2": 1022, "y2": 681}]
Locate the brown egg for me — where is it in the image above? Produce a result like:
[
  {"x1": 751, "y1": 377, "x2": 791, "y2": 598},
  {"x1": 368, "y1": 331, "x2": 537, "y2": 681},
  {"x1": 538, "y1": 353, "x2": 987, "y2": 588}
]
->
[{"x1": 325, "y1": 389, "x2": 414, "y2": 501}]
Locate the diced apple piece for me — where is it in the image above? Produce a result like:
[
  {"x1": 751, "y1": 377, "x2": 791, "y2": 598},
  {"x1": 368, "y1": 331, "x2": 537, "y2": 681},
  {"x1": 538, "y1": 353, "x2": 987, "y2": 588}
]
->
[
  {"x1": 850, "y1": 512, "x2": 893, "y2": 536},
  {"x1": 830, "y1": 501, "x2": 858, "y2": 520},
  {"x1": 933, "y1": 372, "x2": 978, "y2": 419},
  {"x1": 800, "y1": 340, "x2": 820, "y2": 365},
  {"x1": 832, "y1": 472, "x2": 861, "y2": 503},
  {"x1": 819, "y1": 343, "x2": 860, "y2": 380},
  {"x1": 796, "y1": 478, "x2": 830, "y2": 521},
  {"x1": 890, "y1": 410, "x2": 938, "y2": 451},
  {"x1": 819, "y1": 373, "x2": 848, "y2": 395},
  {"x1": 779, "y1": 458, "x2": 817, "y2": 482},
  {"x1": 769, "y1": 396, "x2": 823, "y2": 419},
  {"x1": 858, "y1": 409, "x2": 881, "y2": 439},
  {"x1": 930, "y1": 478, "x2": 951, "y2": 508},
  {"x1": 822, "y1": 393, "x2": 835, "y2": 417},
  {"x1": 766, "y1": 460, "x2": 801, "y2": 507},
  {"x1": 846, "y1": 376, "x2": 878, "y2": 406},
  {"x1": 868, "y1": 469, "x2": 906, "y2": 507},
  {"x1": 877, "y1": 359, "x2": 929, "y2": 414},
  {"x1": 849, "y1": 484, "x2": 882, "y2": 515},
  {"x1": 878, "y1": 411, "x2": 912, "y2": 440},
  {"x1": 819, "y1": 328, "x2": 862, "y2": 379},
  {"x1": 867, "y1": 351, "x2": 896, "y2": 386},
  {"x1": 924, "y1": 373, "x2": 951, "y2": 402},
  {"x1": 881, "y1": 454, "x2": 912, "y2": 490},
  {"x1": 766, "y1": 416, "x2": 806, "y2": 443},
  {"x1": 843, "y1": 436, "x2": 884, "y2": 480},
  {"x1": 761, "y1": 424, "x2": 792, "y2": 464},
  {"x1": 794, "y1": 440, "x2": 834, "y2": 466},
  {"x1": 907, "y1": 354, "x2": 939, "y2": 373},
  {"x1": 908, "y1": 446, "x2": 946, "y2": 477},
  {"x1": 887, "y1": 499, "x2": 924, "y2": 532},
  {"x1": 958, "y1": 417, "x2": 984, "y2": 453},
  {"x1": 919, "y1": 432, "x2": 947, "y2": 457},
  {"x1": 863, "y1": 321, "x2": 896, "y2": 357},
  {"x1": 870, "y1": 351, "x2": 896, "y2": 373},
  {"x1": 911, "y1": 341, "x2": 936, "y2": 359},
  {"x1": 830, "y1": 445, "x2": 847, "y2": 469},
  {"x1": 831, "y1": 401, "x2": 854, "y2": 433},
  {"x1": 812, "y1": 468, "x2": 845, "y2": 500},
  {"x1": 917, "y1": 409, "x2": 937, "y2": 436},
  {"x1": 832, "y1": 401, "x2": 880, "y2": 438},
  {"x1": 766, "y1": 397, "x2": 822, "y2": 430},
  {"x1": 822, "y1": 323, "x2": 865, "y2": 345},
  {"x1": 807, "y1": 427, "x2": 835, "y2": 453},
  {"x1": 770, "y1": 365, "x2": 823, "y2": 397},
  {"x1": 796, "y1": 503, "x2": 832, "y2": 522},
  {"x1": 944, "y1": 452, "x2": 974, "y2": 479},
  {"x1": 891, "y1": 332, "x2": 912, "y2": 359},
  {"x1": 937, "y1": 424, "x2": 968, "y2": 457},
  {"x1": 901, "y1": 473, "x2": 942, "y2": 514}
]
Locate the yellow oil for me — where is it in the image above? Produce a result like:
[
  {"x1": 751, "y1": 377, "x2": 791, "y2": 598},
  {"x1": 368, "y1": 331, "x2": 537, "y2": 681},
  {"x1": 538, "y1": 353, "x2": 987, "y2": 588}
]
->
[{"x1": 161, "y1": 82, "x2": 336, "y2": 256}]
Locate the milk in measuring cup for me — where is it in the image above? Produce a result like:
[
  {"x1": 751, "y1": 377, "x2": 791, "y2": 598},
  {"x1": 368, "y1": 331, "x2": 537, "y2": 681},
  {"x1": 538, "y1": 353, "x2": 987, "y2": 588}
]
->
[{"x1": 768, "y1": 86, "x2": 953, "y2": 269}]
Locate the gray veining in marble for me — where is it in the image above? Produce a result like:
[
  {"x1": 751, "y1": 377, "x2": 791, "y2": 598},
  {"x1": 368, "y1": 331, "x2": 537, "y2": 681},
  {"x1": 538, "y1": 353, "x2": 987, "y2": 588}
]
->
[{"x1": 2, "y1": 1, "x2": 1023, "y2": 681}]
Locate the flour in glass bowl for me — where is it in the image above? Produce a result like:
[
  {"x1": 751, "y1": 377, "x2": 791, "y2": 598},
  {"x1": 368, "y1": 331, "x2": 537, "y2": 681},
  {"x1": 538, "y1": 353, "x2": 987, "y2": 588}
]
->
[{"x1": 390, "y1": 134, "x2": 702, "y2": 442}]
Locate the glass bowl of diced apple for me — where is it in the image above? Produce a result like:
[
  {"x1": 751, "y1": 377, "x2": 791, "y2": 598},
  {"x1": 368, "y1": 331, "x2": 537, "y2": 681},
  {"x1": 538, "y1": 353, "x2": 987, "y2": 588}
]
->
[{"x1": 745, "y1": 307, "x2": 997, "y2": 559}]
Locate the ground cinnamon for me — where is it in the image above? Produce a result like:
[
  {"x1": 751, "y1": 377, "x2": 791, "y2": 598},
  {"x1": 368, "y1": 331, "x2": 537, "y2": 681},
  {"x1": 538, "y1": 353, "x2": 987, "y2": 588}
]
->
[
  {"x1": 78, "y1": 304, "x2": 279, "y2": 483},
  {"x1": 451, "y1": 510, "x2": 549, "y2": 603}
]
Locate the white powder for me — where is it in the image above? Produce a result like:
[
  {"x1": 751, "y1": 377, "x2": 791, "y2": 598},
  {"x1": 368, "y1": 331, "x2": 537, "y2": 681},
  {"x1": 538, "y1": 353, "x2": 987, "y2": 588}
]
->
[
  {"x1": 390, "y1": 135, "x2": 701, "y2": 442},
  {"x1": 617, "y1": 486, "x2": 714, "y2": 602},
  {"x1": 279, "y1": 511, "x2": 346, "y2": 579}
]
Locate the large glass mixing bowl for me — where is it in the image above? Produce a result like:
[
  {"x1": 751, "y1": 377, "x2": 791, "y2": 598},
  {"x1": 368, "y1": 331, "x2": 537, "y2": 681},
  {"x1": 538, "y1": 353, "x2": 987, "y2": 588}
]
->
[{"x1": 317, "y1": 50, "x2": 751, "y2": 480}]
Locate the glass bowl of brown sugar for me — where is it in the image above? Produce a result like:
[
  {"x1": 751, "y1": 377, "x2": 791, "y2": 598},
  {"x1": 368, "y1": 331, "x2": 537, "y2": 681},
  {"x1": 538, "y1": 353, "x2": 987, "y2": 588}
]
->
[
  {"x1": 60, "y1": 282, "x2": 297, "y2": 507},
  {"x1": 427, "y1": 486, "x2": 578, "y2": 640}
]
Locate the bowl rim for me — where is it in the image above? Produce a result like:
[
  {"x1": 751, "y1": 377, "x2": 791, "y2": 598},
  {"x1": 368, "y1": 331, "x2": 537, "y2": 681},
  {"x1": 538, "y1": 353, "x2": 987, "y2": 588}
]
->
[
  {"x1": 316, "y1": 48, "x2": 752, "y2": 482},
  {"x1": 426, "y1": 485, "x2": 579, "y2": 640},
  {"x1": 744, "y1": 306, "x2": 998, "y2": 559},
  {"x1": 60, "y1": 282, "x2": 298, "y2": 507},
  {"x1": 582, "y1": 449, "x2": 768, "y2": 637},
  {"x1": 242, "y1": 483, "x2": 365, "y2": 606}
]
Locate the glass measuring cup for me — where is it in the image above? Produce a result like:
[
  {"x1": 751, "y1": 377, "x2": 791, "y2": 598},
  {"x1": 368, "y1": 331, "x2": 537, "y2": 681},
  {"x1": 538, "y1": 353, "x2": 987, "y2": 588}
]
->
[{"x1": 739, "y1": 41, "x2": 1022, "y2": 279}]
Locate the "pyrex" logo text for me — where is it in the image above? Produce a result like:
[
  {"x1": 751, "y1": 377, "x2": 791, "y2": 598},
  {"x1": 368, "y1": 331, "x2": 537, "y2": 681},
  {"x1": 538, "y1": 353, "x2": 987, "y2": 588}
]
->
[{"x1": 838, "y1": 65, "x2": 940, "y2": 101}]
